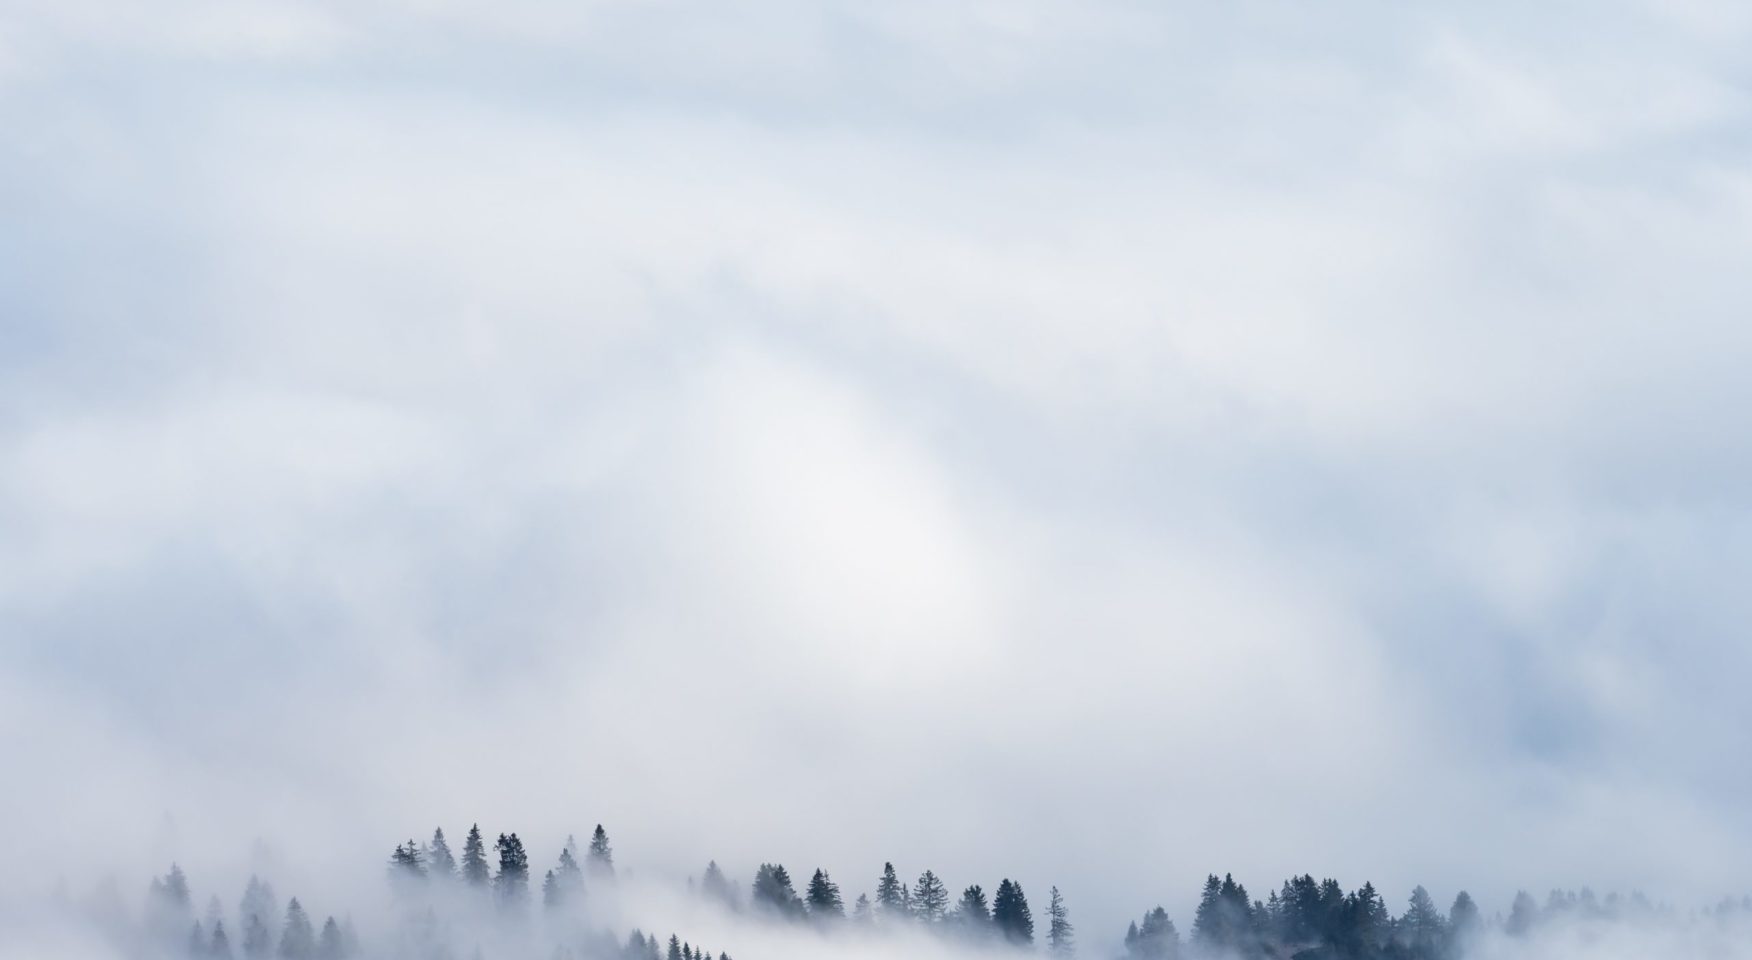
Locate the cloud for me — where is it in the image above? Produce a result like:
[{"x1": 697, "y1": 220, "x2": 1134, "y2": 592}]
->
[{"x1": 2, "y1": 0, "x2": 1752, "y2": 950}]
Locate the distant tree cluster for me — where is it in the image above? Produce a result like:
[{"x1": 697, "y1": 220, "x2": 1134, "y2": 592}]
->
[
  {"x1": 144, "y1": 864, "x2": 359, "y2": 960},
  {"x1": 1115, "y1": 872, "x2": 1695, "y2": 960},
  {"x1": 718, "y1": 857, "x2": 1050, "y2": 948},
  {"x1": 91, "y1": 824, "x2": 1752, "y2": 960}
]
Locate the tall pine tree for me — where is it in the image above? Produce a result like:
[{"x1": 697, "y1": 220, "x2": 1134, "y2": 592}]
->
[
  {"x1": 954, "y1": 885, "x2": 991, "y2": 937},
  {"x1": 588, "y1": 826, "x2": 615, "y2": 880},
  {"x1": 876, "y1": 864, "x2": 907, "y2": 922},
  {"x1": 992, "y1": 880, "x2": 1034, "y2": 945},
  {"x1": 913, "y1": 871, "x2": 949, "y2": 924},
  {"x1": 1047, "y1": 886, "x2": 1074, "y2": 955},
  {"x1": 461, "y1": 824, "x2": 491, "y2": 888},
  {"x1": 495, "y1": 833, "x2": 530, "y2": 908},
  {"x1": 806, "y1": 869, "x2": 845, "y2": 921},
  {"x1": 277, "y1": 898, "x2": 315, "y2": 960},
  {"x1": 426, "y1": 829, "x2": 457, "y2": 881}
]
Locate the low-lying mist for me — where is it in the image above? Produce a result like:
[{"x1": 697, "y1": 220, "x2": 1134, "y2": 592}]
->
[{"x1": 11, "y1": 823, "x2": 1751, "y2": 960}]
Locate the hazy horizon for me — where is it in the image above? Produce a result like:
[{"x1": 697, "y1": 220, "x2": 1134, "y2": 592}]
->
[{"x1": 4, "y1": 1, "x2": 1752, "y2": 955}]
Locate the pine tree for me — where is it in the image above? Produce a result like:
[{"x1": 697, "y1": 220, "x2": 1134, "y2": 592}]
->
[
  {"x1": 210, "y1": 921, "x2": 234, "y2": 960},
  {"x1": 461, "y1": 824, "x2": 491, "y2": 887},
  {"x1": 912, "y1": 871, "x2": 949, "y2": 924},
  {"x1": 752, "y1": 864, "x2": 805, "y2": 920},
  {"x1": 588, "y1": 826, "x2": 615, "y2": 880},
  {"x1": 1193, "y1": 876, "x2": 1223, "y2": 947},
  {"x1": 544, "y1": 871, "x2": 560, "y2": 909},
  {"x1": 1047, "y1": 886, "x2": 1074, "y2": 955},
  {"x1": 852, "y1": 894, "x2": 873, "y2": 925},
  {"x1": 316, "y1": 918, "x2": 344, "y2": 960},
  {"x1": 701, "y1": 861, "x2": 735, "y2": 909},
  {"x1": 278, "y1": 899, "x2": 315, "y2": 960},
  {"x1": 992, "y1": 880, "x2": 1034, "y2": 945},
  {"x1": 426, "y1": 829, "x2": 457, "y2": 881},
  {"x1": 667, "y1": 935, "x2": 683, "y2": 960},
  {"x1": 240, "y1": 877, "x2": 278, "y2": 942},
  {"x1": 1346, "y1": 882, "x2": 1389, "y2": 952},
  {"x1": 806, "y1": 869, "x2": 845, "y2": 921},
  {"x1": 190, "y1": 920, "x2": 208, "y2": 957},
  {"x1": 954, "y1": 885, "x2": 991, "y2": 936},
  {"x1": 165, "y1": 865, "x2": 192, "y2": 907},
  {"x1": 553, "y1": 846, "x2": 585, "y2": 907},
  {"x1": 1402, "y1": 885, "x2": 1444, "y2": 952},
  {"x1": 243, "y1": 915, "x2": 272, "y2": 959},
  {"x1": 1128, "y1": 907, "x2": 1178, "y2": 960},
  {"x1": 388, "y1": 841, "x2": 427, "y2": 895},
  {"x1": 495, "y1": 833, "x2": 531, "y2": 908},
  {"x1": 1505, "y1": 892, "x2": 1538, "y2": 937},
  {"x1": 876, "y1": 863, "x2": 906, "y2": 921},
  {"x1": 148, "y1": 865, "x2": 194, "y2": 945}
]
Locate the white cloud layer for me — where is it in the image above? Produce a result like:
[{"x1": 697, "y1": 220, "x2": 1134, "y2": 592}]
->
[{"x1": 3, "y1": 0, "x2": 1751, "y2": 948}]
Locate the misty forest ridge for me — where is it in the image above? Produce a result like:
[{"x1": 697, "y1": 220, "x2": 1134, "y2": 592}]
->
[{"x1": 102, "y1": 823, "x2": 1751, "y2": 960}]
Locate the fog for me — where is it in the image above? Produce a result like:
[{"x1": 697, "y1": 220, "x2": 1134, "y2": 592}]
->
[{"x1": 4, "y1": 0, "x2": 1752, "y2": 958}]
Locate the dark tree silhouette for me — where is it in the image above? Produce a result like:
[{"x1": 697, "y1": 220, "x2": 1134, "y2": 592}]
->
[
  {"x1": 806, "y1": 869, "x2": 844, "y2": 921},
  {"x1": 876, "y1": 863, "x2": 906, "y2": 921},
  {"x1": 461, "y1": 824, "x2": 491, "y2": 888},
  {"x1": 588, "y1": 826, "x2": 615, "y2": 880},
  {"x1": 912, "y1": 871, "x2": 949, "y2": 924},
  {"x1": 992, "y1": 879, "x2": 1034, "y2": 945},
  {"x1": 751, "y1": 864, "x2": 804, "y2": 920}
]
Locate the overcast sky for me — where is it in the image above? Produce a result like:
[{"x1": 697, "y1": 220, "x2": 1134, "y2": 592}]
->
[{"x1": 4, "y1": 0, "x2": 1752, "y2": 946}]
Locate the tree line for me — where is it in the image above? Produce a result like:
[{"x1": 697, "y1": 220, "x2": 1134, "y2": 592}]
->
[{"x1": 109, "y1": 821, "x2": 1752, "y2": 960}]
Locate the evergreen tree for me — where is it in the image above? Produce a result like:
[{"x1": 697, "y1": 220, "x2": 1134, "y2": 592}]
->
[
  {"x1": 1047, "y1": 886, "x2": 1074, "y2": 956},
  {"x1": 1127, "y1": 907, "x2": 1178, "y2": 960},
  {"x1": 1505, "y1": 892, "x2": 1538, "y2": 937},
  {"x1": 190, "y1": 920, "x2": 208, "y2": 957},
  {"x1": 495, "y1": 833, "x2": 531, "y2": 908},
  {"x1": 752, "y1": 864, "x2": 805, "y2": 920},
  {"x1": 701, "y1": 861, "x2": 735, "y2": 909},
  {"x1": 165, "y1": 865, "x2": 192, "y2": 906},
  {"x1": 148, "y1": 865, "x2": 194, "y2": 945},
  {"x1": 588, "y1": 826, "x2": 615, "y2": 880},
  {"x1": 954, "y1": 885, "x2": 991, "y2": 937},
  {"x1": 210, "y1": 921, "x2": 234, "y2": 960},
  {"x1": 544, "y1": 870, "x2": 561, "y2": 909},
  {"x1": 852, "y1": 894, "x2": 873, "y2": 925},
  {"x1": 992, "y1": 879, "x2": 1034, "y2": 945},
  {"x1": 240, "y1": 878, "x2": 278, "y2": 942},
  {"x1": 388, "y1": 841, "x2": 427, "y2": 895},
  {"x1": 426, "y1": 829, "x2": 457, "y2": 881},
  {"x1": 1445, "y1": 890, "x2": 1480, "y2": 956},
  {"x1": 1344, "y1": 882, "x2": 1389, "y2": 953},
  {"x1": 243, "y1": 915, "x2": 272, "y2": 959},
  {"x1": 806, "y1": 869, "x2": 845, "y2": 921},
  {"x1": 461, "y1": 824, "x2": 491, "y2": 888},
  {"x1": 913, "y1": 871, "x2": 949, "y2": 924},
  {"x1": 1402, "y1": 885, "x2": 1445, "y2": 952},
  {"x1": 667, "y1": 934, "x2": 683, "y2": 960},
  {"x1": 316, "y1": 918, "x2": 345, "y2": 960},
  {"x1": 1193, "y1": 876, "x2": 1224, "y2": 948},
  {"x1": 277, "y1": 899, "x2": 315, "y2": 960},
  {"x1": 552, "y1": 846, "x2": 585, "y2": 906},
  {"x1": 876, "y1": 863, "x2": 906, "y2": 921}
]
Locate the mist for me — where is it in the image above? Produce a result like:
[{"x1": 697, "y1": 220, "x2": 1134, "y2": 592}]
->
[{"x1": 4, "y1": 0, "x2": 1751, "y2": 958}]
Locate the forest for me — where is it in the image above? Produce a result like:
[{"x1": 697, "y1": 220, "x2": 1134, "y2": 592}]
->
[{"x1": 65, "y1": 822, "x2": 1752, "y2": 960}]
